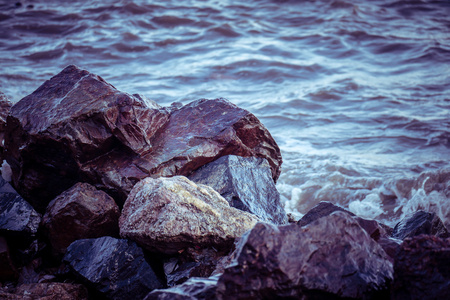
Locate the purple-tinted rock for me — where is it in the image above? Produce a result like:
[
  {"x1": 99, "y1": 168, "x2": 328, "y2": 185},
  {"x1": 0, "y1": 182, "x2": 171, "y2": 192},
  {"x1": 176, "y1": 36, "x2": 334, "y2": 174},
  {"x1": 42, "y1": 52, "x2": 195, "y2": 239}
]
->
[
  {"x1": 392, "y1": 210, "x2": 449, "y2": 240},
  {"x1": 5, "y1": 65, "x2": 170, "y2": 211},
  {"x1": 217, "y1": 211, "x2": 393, "y2": 299},
  {"x1": 0, "y1": 236, "x2": 18, "y2": 281},
  {"x1": 41, "y1": 182, "x2": 120, "y2": 255},
  {"x1": 63, "y1": 236, "x2": 164, "y2": 300},
  {"x1": 391, "y1": 234, "x2": 450, "y2": 299},
  {"x1": 0, "y1": 91, "x2": 12, "y2": 163},
  {"x1": 9, "y1": 283, "x2": 89, "y2": 300},
  {"x1": 188, "y1": 155, "x2": 287, "y2": 225},
  {"x1": 0, "y1": 176, "x2": 41, "y2": 237},
  {"x1": 145, "y1": 276, "x2": 219, "y2": 300}
]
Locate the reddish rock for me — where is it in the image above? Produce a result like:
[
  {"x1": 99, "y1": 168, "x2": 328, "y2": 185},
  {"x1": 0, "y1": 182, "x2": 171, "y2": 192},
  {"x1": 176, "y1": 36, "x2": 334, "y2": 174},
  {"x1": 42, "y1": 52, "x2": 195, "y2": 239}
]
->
[
  {"x1": 13, "y1": 283, "x2": 88, "y2": 299},
  {"x1": 217, "y1": 211, "x2": 393, "y2": 299},
  {"x1": 4, "y1": 65, "x2": 170, "y2": 211},
  {"x1": 41, "y1": 182, "x2": 120, "y2": 255},
  {"x1": 391, "y1": 235, "x2": 450, "y2": 299},
  {"x1": 0, "y1": 91, "x2": 12, "y2": 163}
]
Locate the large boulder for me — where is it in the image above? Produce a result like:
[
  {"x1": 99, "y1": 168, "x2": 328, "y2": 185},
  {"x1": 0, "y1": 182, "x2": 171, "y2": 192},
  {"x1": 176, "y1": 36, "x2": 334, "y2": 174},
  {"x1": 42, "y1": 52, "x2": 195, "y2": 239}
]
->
[
  {"x1": 0, "y1": 176, "x2": 40, "y2": 238},
  {"x1": 188, "y1": 155, "x2": 287, "y2": 225},
  {"x1": 391, "y1": 210, "x2": 449, "y2": 240},
  {"x1": 119, "y1": 176, "x2": 258, "y2": 255},
  {"x1": 217, "y1": 211, "x2": 393, "y2": 299},
  {"x1": 41, "y1": 182, "x2": 120, "y2": 255},
  {"x1": 63, "y1": 236, "x2": 164, "y2": 300},
  {"x1": 0, "y1": 91, "x2": 12, "y2": 163},
  {"x1": 391, "y1": 234, "x2": 450, "y2": 299}
]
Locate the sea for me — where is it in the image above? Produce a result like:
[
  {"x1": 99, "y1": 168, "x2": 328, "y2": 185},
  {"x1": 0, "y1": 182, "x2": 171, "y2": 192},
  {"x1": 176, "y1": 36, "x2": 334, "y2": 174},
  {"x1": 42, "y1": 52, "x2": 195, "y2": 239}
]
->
[{"x1": 0, "y1": 0, "x2": 449, "y2": 228}]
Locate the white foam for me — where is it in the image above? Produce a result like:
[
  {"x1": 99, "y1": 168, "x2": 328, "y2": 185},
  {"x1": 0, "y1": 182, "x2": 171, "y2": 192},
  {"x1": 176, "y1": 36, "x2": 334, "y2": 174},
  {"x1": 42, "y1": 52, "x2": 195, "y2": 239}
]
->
[{"x1": 348, "y1": 193, "x2": 384, "y2": 219}]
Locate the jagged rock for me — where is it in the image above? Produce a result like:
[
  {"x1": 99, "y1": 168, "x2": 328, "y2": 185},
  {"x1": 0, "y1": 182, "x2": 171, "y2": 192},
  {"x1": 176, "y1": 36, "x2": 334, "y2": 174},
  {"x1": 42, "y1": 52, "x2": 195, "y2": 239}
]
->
[
  {"x1": 0, "y1": 176, "x2": 41, "y2": 238},
  {"x1": 0, "y1": 236, "x2": 18, "y2": 281},
  {"x1": 4, "y1": 65, "x2": 170, "y2": 211},
  {"x1": 63, "y1": 236, "x2": 164, "y2": 300},
  {"x1": 145, "y1": 276, "x2": 219, "y2": 300},
  {"x1": 392, "y1": 210, "x2": 449, "y2": 240},
  {"x1": 41, "y1": 182, "x2": 120, "y2": 255},
  {"x1": 217, "y1": 211, "x2": 393, "y2": 299},
  {"x1": 188, "y1": 155, "x2": 287, "y2": 225},
  {"x1": 391, "y1": 234, "x2": 450, "y2": 299},
  {"x1": 0, "y1": 91, "x2": 12, "y2": 163},
  {"x1": 3, "y1": 283, "x2": 89, "y2": 300},
  {"x1": 119, "y1": 176, "x2": 258, "y2": 255}
]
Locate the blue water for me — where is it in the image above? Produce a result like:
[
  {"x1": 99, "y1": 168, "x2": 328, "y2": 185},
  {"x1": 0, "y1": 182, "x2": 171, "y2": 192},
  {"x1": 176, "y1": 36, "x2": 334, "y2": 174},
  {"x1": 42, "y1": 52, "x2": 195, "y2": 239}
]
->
[{"x1": 0, "y1": 0, "x2": 449, "y2": 226}]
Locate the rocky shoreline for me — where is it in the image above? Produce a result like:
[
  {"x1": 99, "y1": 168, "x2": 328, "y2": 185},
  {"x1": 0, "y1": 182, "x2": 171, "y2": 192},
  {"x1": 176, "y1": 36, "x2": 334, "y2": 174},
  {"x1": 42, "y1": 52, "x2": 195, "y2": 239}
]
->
[{"x1": 0, "y1": 66, "x2": 449, "y2": 299}]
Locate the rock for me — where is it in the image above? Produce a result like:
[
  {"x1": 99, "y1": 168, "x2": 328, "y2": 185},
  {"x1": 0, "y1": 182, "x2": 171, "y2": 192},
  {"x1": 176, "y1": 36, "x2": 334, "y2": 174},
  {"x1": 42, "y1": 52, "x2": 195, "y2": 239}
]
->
[
  {"x1": 145, "y1": 276, "x2": 219, "y2": 300},
  {"x1": 5, "y1": 65, "x2": 170, "y2": 211},
  {"x1": 119, "y1": 176, "x2": 258, "y2": 255},
  {"x1": 4, "y1": 283, "x2": 89, "y2": 300},
  {"x1": 188, "y1": 155, "x2": 288, "y2": 225},
  {"x1": 391, "y1": 234, "x2": 450, "y2": 299},
  {"x1": 0, "y1": 175, "x2": 41, "y2": 238},
  {"x1": 0, "y1": 91, "x2": 12, "y2": 163},
  {"x1": 392, "y1": 210, "x2": 449, "y2": 240},
  {"x1": 41, "y1": 182, "x2": 120, "y2": 255},
  {"x1": 63, "y1": 236, "x2": 164, "y2": 300},
  {"x1": 217, "y1": 211, "x2": 393, "y2": 299},
  {"x1": 0, "y1": 236, "x2": 18, "y2": 281}
]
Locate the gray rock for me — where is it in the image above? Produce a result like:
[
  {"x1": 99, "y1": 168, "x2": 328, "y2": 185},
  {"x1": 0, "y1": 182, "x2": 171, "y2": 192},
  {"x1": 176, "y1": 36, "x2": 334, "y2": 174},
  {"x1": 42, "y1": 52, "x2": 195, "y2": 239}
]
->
[
  {"x1": 189, "y1": 155, "x2": 288, "y2": 225},
  {"x1": 217, "y1": 211, "x2": 393, "y2": 299},
  {"x1": 63, "y1": 236, "x2": 164, "y2": 300},
  {"x1": 0, "y1": 91, "x2": 12, "y2": 163},
  {"x1": 119, "y1": 176, "x2": 258, "y2": 255},
  {"x1": 145, "y1": 276, "x2": 219, "y2": 300},
  {"x1": 392, "y1": 210, "x2": 449, "y2": 240}
]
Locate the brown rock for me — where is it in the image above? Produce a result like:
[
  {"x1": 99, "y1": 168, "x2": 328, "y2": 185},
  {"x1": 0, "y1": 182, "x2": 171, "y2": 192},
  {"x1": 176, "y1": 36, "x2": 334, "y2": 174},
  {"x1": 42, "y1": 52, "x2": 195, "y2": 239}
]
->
[
  {"x1": 0, "y1": 91, "x2": 12, "y2": 163},
  {"x1": 15, "y1": 283, "x2": 89, "y2": 299},
  {"x1": 41, "y1": 182, "x2": 120, "y2": 255},
  {"x1": 0, "y1": 236, "x2": 18, "y2": 281},
  {"x1": 119, "y1": 176, "x2": 258, "y2": 255}
]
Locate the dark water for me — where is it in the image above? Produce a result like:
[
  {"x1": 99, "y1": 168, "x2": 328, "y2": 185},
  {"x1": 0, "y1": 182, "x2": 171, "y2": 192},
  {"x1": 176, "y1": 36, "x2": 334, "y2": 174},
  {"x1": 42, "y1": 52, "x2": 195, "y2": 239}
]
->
[{"x1": 1, "y1": 0, "x2": 449, "y2": 227}]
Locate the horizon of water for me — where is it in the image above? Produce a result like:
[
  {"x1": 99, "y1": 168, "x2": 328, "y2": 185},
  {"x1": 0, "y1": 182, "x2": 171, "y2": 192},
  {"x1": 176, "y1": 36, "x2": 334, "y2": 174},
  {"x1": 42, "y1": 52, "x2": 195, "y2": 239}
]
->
[{"x1": 0, "y1": 0, "x2": 449, "y2": 227}]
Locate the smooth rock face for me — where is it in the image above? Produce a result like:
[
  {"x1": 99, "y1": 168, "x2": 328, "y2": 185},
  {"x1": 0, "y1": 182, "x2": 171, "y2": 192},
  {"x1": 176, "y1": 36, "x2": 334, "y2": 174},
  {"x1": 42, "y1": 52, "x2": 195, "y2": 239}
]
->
[
  {"x1": 41, "y1": 182, "x2": 120, "y2": 255},
  {"x1": 5, "y1": 65, "x2": 170, "y2": 210},
  {"x1": 0, "y1": 176, "x2": 41, "y2": 237},
  {"x1": 391, "y1": 210, "x2": 449, "y2": 240},
  {"x1": 391, "y1": 235, "x2": 450, "y2": 299},
  {"x1": 145, "y1": 276, "x2": 219, "y2": 300},
  {"x1": 188, "y1": 155, "x2": 288, "y2": 225},
  {"x1": 119, "y1": 176, "x2": 258, "y2": 255},
  {"x1": 63, "y1": 236, "x2": 164, "y2": 300},
  {"x1": 217, "y1": 211, "x2": 393, "y2": 299},
  {"x1": 0, "y1": 91, "x2": 12, "y2": 162}
]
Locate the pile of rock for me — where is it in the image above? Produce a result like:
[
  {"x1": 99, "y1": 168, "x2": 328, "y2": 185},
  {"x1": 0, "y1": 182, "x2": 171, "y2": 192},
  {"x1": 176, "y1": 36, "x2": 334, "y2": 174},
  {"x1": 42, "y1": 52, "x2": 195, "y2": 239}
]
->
[{"x1": 0, "y1": 66, "x2": 449, "y2": 299}]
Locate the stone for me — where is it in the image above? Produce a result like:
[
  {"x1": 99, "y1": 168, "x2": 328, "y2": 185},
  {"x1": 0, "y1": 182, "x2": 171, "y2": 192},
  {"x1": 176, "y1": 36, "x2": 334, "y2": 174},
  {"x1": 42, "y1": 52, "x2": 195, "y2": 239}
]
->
[
  {"x1": 391, "y1": 234, "x2": 450, "y2": 299},
  {"x1": 4, "y1": 65, "x2": 170, "y2": 211},
  {"x1": 144, "y1": 276, "x2": 219, "y2": 300},
  {"x1": 119, "y1": 176, "x2": 258, "y2": 255},
  {"x1": 0, "y1": 175, "x2": 41, "y2": 238},
  {"x1": 41, "y1": 182, "x2": 120, "y2": 255},
  {"x1": 4, "y1": 283, "x2": 89, "y2": 300},
  {"x1": 391, "y1": 210, "x2": 449, "y2": 240},
  {"x1": 0, "y1": 236, "x2": 18, "y2": 281},
  {"x1": 63, "y1": 236, "x2": 164, "y2": 300},
  {"x1": 217, "y1": 211, "x2": 393, "y2": 299},
  {"x1": 0, "y1": 91, "x2": 12, "y2": 163},
  {"x1": 188, "y1": 155, "x2": 288, "y2": 225}
]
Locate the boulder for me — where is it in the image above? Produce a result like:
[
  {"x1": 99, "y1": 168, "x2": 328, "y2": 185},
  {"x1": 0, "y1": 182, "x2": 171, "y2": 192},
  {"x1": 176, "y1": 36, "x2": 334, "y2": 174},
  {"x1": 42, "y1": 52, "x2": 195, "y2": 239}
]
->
[
  {"x1": 391, "y1": 234, "x2": 450, "y2": 299},
  {"x1": 188, "y1": 155, "x2": 287, "y2": 225},
  {"x1": 0, "y1": 236, "x2": 18, "y2": 281},
  {"x1": 0, "y1": 91, "x2": 12, "y2": 162},
  {"x1": 1, "y1": 283, "x2": 89, "y2": 300},
  {"x1": 145, "y1": 276, "x2": 219, "y2": 300},
  {"x1": 41, "y1": 182, "x2": 120, "y2": 255},
  {"x1": 119, "y1": 176, "x2": 258, "y2": 255},
  {"x1": 392, "y1": 210, "x2": 449, "y2": 240},
  {"x1": 63, "y1": 236, "x2": 164, "y2": 300},
  {"x1": 4, "y1": 65, "x2": 170, "y2": 211},
  {"x1": 0, "y1": 175, "x2": 41, "y2": 238},
  {"x1": 217, "y1": 211, "x2": 393, "y2": 299}
]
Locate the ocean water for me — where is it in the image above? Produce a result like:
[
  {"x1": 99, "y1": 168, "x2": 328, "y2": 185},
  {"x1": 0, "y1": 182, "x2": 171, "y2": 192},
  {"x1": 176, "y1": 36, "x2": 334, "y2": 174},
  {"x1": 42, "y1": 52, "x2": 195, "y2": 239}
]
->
[{"x1": 0, "y1": 0, "x2": 449, "y2": 227}]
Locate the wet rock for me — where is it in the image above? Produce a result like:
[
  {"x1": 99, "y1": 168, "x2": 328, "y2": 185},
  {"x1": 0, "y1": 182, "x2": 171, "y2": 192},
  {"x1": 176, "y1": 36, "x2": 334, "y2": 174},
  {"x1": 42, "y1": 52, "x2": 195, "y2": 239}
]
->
[
  {"x1": 4, "y1": 65, "x2": 170, "y2": 211},
  {"x1": 0, "y1": 236, "x2": 18, "y2": 281},
  {"x1": 0, "y1": 175, "x2": 41, "y2": 238},
  {"x1": 41, "y1": 182, "x2": 120, "y2": 256},
  {"x1": 188, "y1": 155, "x2": 288, "y2": 225},
  {"x1": 217, "y1": 211, "x2": 393, "y2": 299},
  {"x1": 391, "y1": 234, "x2": 450, "y2": 299},
  {"x1": 0, "y1": 91, "x2": 12, "y2": 163},
  {"x1": 392, "y1": 210, "x2": 449, "y2": 240},
  {"x1": 119, "y1": 176, "x2": 258, "y2": 255},
  {"x1": 145, "y1": 276, "x2": 219, "y2": 300},
  {"x1": 63, "y1": 236, "x2": 164, "y2": 300}
]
